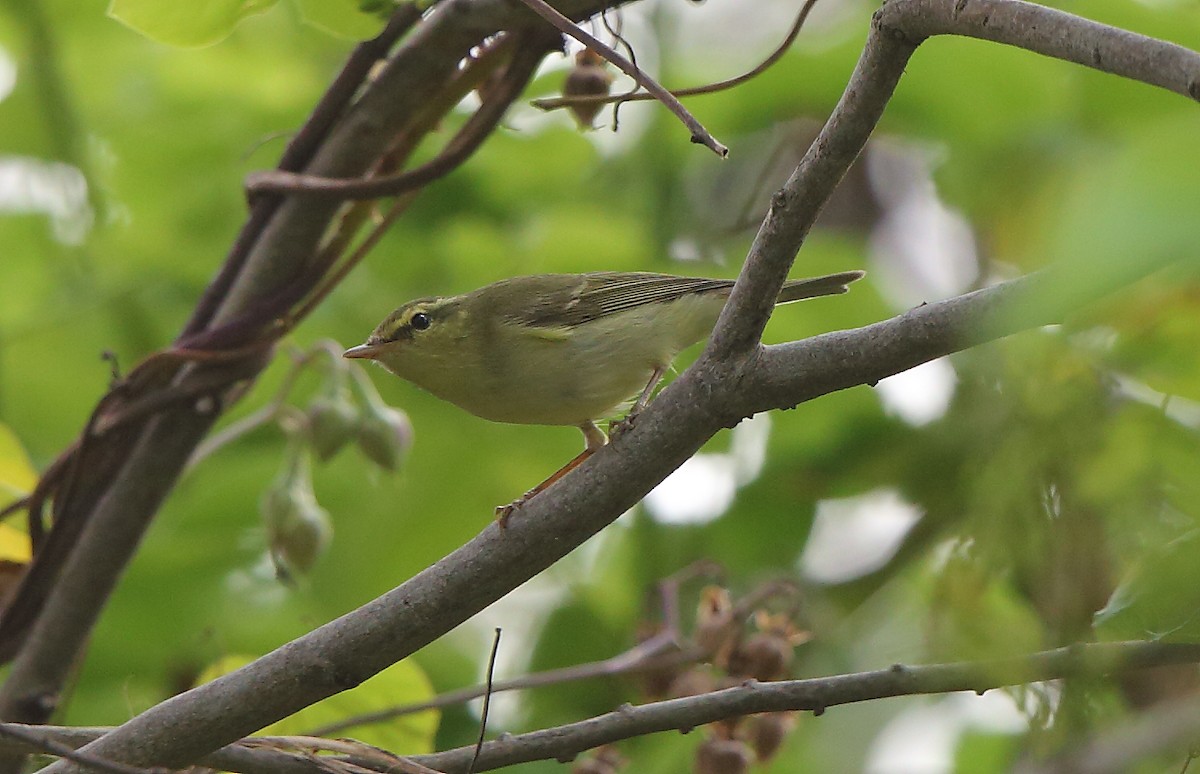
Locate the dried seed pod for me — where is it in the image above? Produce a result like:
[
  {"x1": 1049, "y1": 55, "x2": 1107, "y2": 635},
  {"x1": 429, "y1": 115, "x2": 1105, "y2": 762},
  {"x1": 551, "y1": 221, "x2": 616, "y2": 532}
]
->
[
  {"x1": 726, "y1": 631, "x2": 793, "y2": 681},
  {"x1": 563, "y1": 49, "x2": 614, "y2": 129},
  {"x1": 635, "y1": 623, "x2": 681, "y2": 699},
  {"x1": 667, "y1": 667, "x2": 717, "y2": 699},
  {"x1": 695, "y1": 737, "x2": 752, "y2": 774},
  {"x1": 572, "y1": 746, "x2": 624, "y2": 773},
  {"x1": 694, "y1": 585, "x2": 738, "y2": 659},
  {"x1": 745, "y1": 712, "x2": 797, "y2": 763}
]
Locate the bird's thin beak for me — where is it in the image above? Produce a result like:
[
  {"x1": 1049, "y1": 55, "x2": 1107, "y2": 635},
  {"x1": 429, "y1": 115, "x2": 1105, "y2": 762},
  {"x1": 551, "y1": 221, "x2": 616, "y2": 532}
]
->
[{"x1": 343, "y1": 343, "x2": 384, "y2": 360}]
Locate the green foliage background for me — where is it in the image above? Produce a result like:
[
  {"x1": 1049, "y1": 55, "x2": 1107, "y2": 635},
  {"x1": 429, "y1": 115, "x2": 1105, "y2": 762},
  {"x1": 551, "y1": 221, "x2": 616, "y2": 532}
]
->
[{"x1": 1, "y1": 0, "x2": 1199, "y2": 770}]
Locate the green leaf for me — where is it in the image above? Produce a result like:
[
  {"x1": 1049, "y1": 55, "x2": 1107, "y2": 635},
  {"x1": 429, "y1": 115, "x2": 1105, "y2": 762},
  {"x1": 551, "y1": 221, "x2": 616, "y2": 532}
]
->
[
  {"x1": 1095, "y1": 530, "x2": 1200, "y2": 642},
  {"x1": 293, "y1": 0, "x2": 389, "y2": 40},
  {"x1": 106, "y1": 0, "x2": 280, "y2": 47}
]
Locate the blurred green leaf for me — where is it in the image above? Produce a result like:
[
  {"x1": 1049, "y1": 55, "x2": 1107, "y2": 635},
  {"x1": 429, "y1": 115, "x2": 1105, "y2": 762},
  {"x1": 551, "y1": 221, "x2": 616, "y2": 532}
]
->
[
  {"x1": 294, "y1": 0, "x2": 388, "y2": 39},
  {"x1": 199, "y1": 654, "x2": 439, "y2": 751},
  {"x1": 107, "y1": 0, "x2": 279, "y2": 47}
]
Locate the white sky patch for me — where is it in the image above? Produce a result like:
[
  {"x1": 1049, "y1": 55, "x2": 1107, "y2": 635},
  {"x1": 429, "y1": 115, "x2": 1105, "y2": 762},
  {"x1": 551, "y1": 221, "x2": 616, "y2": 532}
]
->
[
  {"x1": 0, "y1": 156, "x2": 92, "y2": 244},
  {"x1": 465, "y1": 572, "x2": 569, "y2": 727},
  {"x1": 799, "y1": 489, "x2": 921, "y2": 584},
  {"x1": 866, "y1": 141, "x2": 979, "y2": 308},
  {"x1": 644, "y1": 413, "x2": 772, "y2": 525},
  {"x1": 0, "y1": 49, "x2": 15, "y2": 103},
  {"x1": 875, "y1": 357, "x2": 958, "y2": 426},
  {"x1": 866, "y1": 692, "x2": 1029, "y2": 774}
]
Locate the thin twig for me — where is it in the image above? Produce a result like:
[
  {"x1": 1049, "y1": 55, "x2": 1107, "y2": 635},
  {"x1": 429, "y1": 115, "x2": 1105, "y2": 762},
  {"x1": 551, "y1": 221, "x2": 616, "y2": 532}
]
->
[
  {"x1": 599, "y1": 7, "x2": 637, "y2": 130},
  {"x1": 245, "y1": 737, "x2": 444, "y2": 774},
  {"x1": 414, "y1": 641, "x2": 1200, "y2": 772},
  {"x1": 306, "y1": 629, "x2": 686, "y2": 737},
  {"x1": 245, "y1": 32, "x2": 544, "y2": 200},
  {"x1": 512, "y1": 0, "x2": 728, "y2": 156},
  {"x1": 186, "y1": 348, "x2": 315, "y2": 472},
  {"x1": 533, "y1": 0, "x2": 821, "y2": 113},
  {"x1": 182, "y1": 4, "x2": 420, "y2": 338},
  {"x1": 0, "y1": 724, "x2": 164, "y2": 774},
  {"x1": 469, "y1": 629, "x2": 502, "y2": 774}
]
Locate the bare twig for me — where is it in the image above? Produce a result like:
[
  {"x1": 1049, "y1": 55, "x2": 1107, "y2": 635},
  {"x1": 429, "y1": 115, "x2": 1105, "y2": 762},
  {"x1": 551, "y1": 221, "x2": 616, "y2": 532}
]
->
[
  {"x1": 511, "y1": 0, "x2": 728, "y2": 156},
  {"x1": 245, "y1": 31, "x2": 550, "y2": 200},
  {"x1": 186, "y1": 345, "x2": 320, "y2": 471},
  {"x1": 468, "y1": 629, "x2": 502, "y2": 774},
  {"x1": 9, "y1": 642, "x2": 1200, "y2": 774},
  {"x1": 532, "y1": 0, "x2": 821, "y2": 112},
  {"x1": 307, "y1": 630, "x2": 686, "y2": 737},
  {"x1": 182, "y1": 3, "x2": 421, "y2": 339},
  {"x1": 244, "y1": 737, "x2": 443, "y2": 774},
  {"x1": 413, "y1": 641, "x2": 1200, "y2": 772},
  {"x1": 709, "y1": 0, "x2": 1200, "y2": 362},
  {"x1": 0, "y1": 725, "x2": 164, "y2": 774}
]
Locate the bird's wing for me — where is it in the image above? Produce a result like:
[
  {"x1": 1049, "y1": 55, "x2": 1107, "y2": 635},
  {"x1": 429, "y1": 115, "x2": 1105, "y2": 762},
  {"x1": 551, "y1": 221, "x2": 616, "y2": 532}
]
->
[{"x1": 515, "y1": 273, "x2": 733, "y2": 328}]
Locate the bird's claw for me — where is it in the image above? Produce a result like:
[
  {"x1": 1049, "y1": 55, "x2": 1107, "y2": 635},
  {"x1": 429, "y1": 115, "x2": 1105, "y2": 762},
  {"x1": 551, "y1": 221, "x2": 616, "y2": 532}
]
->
[
  {"x1": 495, "y1": 491, "x2": 534, "y2": 528},
  {"x1": 608, "y1": 411, "x2": 640, "y2": 442}
]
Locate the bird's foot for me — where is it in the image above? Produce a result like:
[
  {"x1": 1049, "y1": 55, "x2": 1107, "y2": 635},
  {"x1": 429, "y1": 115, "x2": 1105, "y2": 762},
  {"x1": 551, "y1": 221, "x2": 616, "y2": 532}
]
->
[
  {"x1": 608, "y1": 410, "x2": 641, "y2": 442},
  {"x1": 495, "y1": 495, "x2": 528, "y2": 529}
]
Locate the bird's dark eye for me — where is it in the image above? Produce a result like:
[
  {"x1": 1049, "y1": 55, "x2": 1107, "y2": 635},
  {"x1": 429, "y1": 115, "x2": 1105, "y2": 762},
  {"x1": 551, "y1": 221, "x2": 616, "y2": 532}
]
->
[{"x1": 410, "y1": 312, "x2": 431, "y2": 331}]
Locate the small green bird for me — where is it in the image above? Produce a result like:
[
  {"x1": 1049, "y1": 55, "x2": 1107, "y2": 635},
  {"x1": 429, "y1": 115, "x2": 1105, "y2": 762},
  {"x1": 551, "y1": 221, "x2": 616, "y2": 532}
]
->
[{"x1": 345, "y1": 270, "x2": 864, "y2": 518}]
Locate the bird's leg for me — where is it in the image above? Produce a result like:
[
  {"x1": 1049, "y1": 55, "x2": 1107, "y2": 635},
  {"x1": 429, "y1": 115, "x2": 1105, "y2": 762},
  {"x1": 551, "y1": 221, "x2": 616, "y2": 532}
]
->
[
  {"x1": 609, "y1": 364, "x2": 667, "y2": 441},
  {"x1": 495, "y1": 420, "x2": 607, "y2": 527}
]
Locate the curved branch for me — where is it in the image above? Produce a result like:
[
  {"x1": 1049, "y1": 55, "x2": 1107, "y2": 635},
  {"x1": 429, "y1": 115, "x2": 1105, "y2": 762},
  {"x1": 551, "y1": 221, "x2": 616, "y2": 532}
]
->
[
  {"x1": 707, "y1": 0, "x2": 1200, "y2": 360},
  {"x1": 882, "y1": 0, "x2": 1200, "y2": 101}
]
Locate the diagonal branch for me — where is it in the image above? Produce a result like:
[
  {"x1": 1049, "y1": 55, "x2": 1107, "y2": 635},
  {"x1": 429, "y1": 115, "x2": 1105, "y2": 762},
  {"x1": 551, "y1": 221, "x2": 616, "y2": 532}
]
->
[{"x1": 31, "y1": 264, "x2": 1142, "y2": 774}]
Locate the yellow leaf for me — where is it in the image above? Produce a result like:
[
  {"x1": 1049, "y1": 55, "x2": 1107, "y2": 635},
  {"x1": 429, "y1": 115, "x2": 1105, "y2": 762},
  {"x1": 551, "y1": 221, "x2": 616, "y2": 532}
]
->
[
  {"x1": 0, "y1": 524, "x2": 31, "y2": 563},
  {"x1": 0, "y1": 423, "x2": 37, "y2": 510}
]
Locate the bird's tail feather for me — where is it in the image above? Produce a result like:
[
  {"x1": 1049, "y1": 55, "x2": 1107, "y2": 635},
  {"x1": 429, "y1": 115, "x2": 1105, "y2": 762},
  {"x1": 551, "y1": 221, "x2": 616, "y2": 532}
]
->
[{"x1": 776, "y1": 270, "x2": 866, "y2": 303}]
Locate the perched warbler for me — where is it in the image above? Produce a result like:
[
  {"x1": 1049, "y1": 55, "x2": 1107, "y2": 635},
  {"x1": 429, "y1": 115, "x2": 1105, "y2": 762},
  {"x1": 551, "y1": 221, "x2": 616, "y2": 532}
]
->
[{"x1": 345, "y1": 270, "x2": 864, "y2": 520}]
